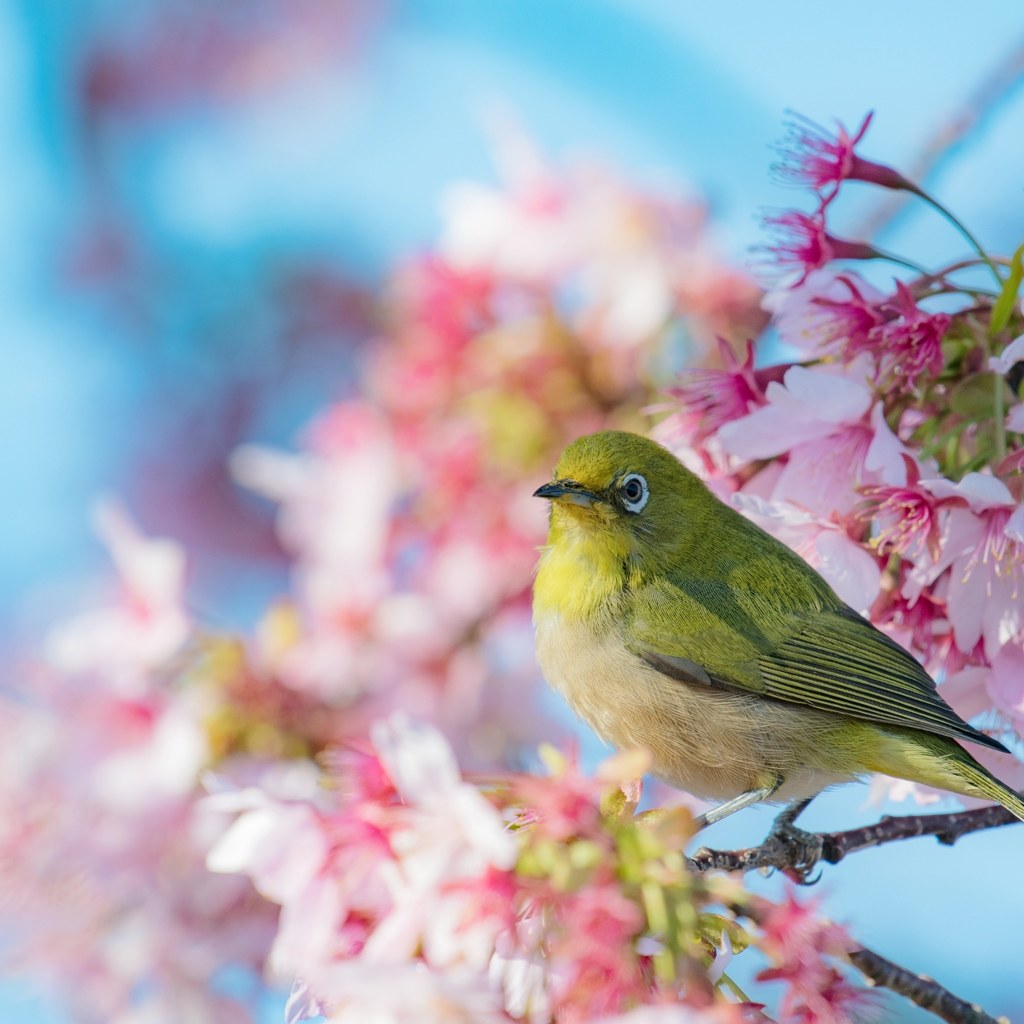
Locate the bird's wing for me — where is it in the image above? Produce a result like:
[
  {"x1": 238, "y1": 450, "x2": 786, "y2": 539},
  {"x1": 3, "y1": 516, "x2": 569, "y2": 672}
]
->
[
  {"x1": 628, "y1": 581, "x2": 1007, "y2": 753},
  {"x1": 754, "y1": 605, "x2": 1007, "y2": 750}
]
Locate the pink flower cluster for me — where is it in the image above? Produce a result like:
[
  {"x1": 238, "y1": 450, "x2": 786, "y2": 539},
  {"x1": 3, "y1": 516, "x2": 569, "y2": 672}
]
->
[
  {"x1": 5, "y1": 135, "x2": 766, "y2": 1021},
  {"x1": 661, "y1": 113, "x2": 1024, "y2": 808},
  {"x1": 756, "y1": 894, "x2": 863, "y2": 1024},
  {"x1": 207, "y1": 713, "x2": 861, "y2": 1023},
  {"x1": 0, "y1": 505, "x2": 278, "y2": 1022}
]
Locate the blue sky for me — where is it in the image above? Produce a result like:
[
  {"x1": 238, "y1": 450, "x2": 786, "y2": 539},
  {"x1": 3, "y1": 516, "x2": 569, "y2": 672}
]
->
[{"x1": 5, "y1": 2, "x2": 1024, "y2": 1020}]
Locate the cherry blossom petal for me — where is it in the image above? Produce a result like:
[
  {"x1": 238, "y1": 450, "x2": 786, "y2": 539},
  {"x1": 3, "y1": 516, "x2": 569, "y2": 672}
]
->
[
  {"x1": 719, "y1": 361, "x2": 873, "y2": 459},
  {"x1": 764, "y1": 269, "x2": 884, "y2": 356},
  {"x1": 921, "y1": 472, "x2": 1014, "y2": 511},
  {"x1": 984, "y1": 645, "x2": 1024, "y2": 727},
  {"x1": 863, "y1": 403, "x2": 910, "y2": 485},
  {"x1": 812, "y1": 530, "x2": 882, "y2": 612},
  {"x1": 988, "y1": 333, "x2": 1024, "y2": 375}
]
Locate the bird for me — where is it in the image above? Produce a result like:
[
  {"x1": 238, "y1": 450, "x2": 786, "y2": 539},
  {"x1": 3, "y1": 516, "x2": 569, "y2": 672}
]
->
[{"x1": 532, "y1": 429, "x2": 1024, "y2": 833}]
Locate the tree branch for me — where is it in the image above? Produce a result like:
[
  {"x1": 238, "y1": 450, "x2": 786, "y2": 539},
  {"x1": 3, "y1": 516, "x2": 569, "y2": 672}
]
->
[
  {"x1": 739, "y1": 894, "x2": 1011, "y2": 1024},
  {"x1": 689, "y1": 804, "x2": 1019, "y2": 876},
  {"x1": 848, "y1": 946, "x2": 1008, "y2": 1024}
]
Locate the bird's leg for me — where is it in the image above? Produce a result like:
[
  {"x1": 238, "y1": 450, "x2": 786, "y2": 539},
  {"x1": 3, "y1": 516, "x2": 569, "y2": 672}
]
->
[
  {"x1": 771, "y1": 796, "x2": 814, "y2": 831},
  {"x1": 694, "y1": 776, "x2": 783, "y2": 830},
  {"x1": 764, "y1": 796, "x2": 825, "y2": 884}
]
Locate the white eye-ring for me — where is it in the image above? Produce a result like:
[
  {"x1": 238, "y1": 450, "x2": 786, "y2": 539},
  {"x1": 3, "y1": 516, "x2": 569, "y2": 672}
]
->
[{"x1": 619, "y1": 473, "x2": 649, "y2": 513}]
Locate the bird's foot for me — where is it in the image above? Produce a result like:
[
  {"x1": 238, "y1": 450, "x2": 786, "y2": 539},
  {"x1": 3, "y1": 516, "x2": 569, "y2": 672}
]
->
[{"x1": 762, "y1": 813, "x2": 825, "y2": 885}]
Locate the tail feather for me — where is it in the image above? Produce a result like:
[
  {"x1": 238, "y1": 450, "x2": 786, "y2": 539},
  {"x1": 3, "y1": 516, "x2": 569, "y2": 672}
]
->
[
  {"x1": 871, "y1": 730, "x2": 1024, "y2": 822},
  {"x1": 947, "y1": 748, "x2": 1024, "y2": 822}
]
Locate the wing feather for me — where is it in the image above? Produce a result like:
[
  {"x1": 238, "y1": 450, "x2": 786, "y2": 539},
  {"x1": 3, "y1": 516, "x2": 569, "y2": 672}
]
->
[
  {"x1": 629, "y1": 577, "x2": 1007, "y2": 753},
  {"x1": 755, "y1": 607, "x2": 1007, "y2": 751}
]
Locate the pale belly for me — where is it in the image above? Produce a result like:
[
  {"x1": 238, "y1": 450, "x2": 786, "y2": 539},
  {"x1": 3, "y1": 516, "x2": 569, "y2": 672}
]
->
[{"x1": 534, "y1": 610, "x2": 860, "y2": 803}]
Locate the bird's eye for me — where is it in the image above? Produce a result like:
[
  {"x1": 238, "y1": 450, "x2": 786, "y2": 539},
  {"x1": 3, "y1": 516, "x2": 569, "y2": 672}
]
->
[{"x1": 619, "y1": 473, "x2": 649, "y2": 513}]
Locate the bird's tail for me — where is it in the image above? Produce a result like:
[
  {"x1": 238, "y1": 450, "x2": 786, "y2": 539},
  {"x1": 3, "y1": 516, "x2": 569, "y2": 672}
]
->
[
  {"x1": 871, "y1": 730, "x2": 1024, "y2": 822},
  {"x1": 945, "y1": 746, "x2": 1024, "y2": 822}
]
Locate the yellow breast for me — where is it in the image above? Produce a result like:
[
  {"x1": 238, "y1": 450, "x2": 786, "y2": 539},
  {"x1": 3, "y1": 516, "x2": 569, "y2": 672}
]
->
[{"x1": 532, "y1": 521, "x2": 631, "y2": 624}]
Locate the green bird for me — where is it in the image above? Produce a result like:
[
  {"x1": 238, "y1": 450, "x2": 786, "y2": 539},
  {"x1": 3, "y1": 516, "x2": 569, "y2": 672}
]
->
[{"x1": 532, "y1": 430, "x2": 1024, "y2": 828}]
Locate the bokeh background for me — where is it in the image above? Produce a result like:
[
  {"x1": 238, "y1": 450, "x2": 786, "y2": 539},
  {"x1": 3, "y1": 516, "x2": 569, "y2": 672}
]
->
[{"x1": 5, "y1": 2, "x2": 1024, "y2": 1021}]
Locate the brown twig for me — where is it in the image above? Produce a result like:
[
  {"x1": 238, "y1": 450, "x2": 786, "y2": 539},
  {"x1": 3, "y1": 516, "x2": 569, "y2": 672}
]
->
[
  {"x1": 855, "y1": 37, "x2": 1024, "y2": 243},
  {"x1": 739, "y1": 894, "x2": 1011, "y2": 1024},
  {"x1": 689, "y1": 804, "x2": 1019, "y2": 876},
  {"x1": 848, "y1": 946, "x2": 1008, "y2": 1024}
]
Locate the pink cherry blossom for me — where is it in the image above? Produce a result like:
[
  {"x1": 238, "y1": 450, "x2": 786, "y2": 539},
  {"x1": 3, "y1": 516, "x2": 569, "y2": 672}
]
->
[
  {"x1": 594, "y1": 1008, "x2": 748, "y2": 1024},
  {"x1": 945, "y1": 646, "x2": 1024, "y2": 734},
  {"x1": 904, "y1": 474, "x2": 1024, "y2": 659},
  {"x1": 759, "y1": 210, "x2": 882, "y2": 284},
  {"x1": 987, "y1": 332, "x2": 1024, "y2": 375},
  {"x1": 720, "y1": 362, "x2": 908, "y2": 519},
  {"x1": 756, "y1": 891, "x2": 863, "y2": 1024},
  {"x1": 0, "y1": 677, "x2": 275, "y2": 1024},
  {"x1": 658, "y1": 339, "x2": 765, "y2": 447},
  {"x1": 304, "y1": 962, "x2": 512, "y2": 1024},
  {"x1": 368, "y1": 714, "x2": 517, "y2": 886},
  {"x1": 439, "y1": 120, "x2": 576, "y2": 285},
  {"x1": 46, "y1": 500, "x2": 190, "y2": 692},
  {"x1": 230, "y1": 402, "x2": 398, "y2": 623},
  {"x1": 718, "y1": 360, "x2": 873, "y2": 460},
  {"x1": 773, "y1": 112, "x2": 871, "y2": 195},
  {"x1": 773, "y1": 111, "x2": 914, "y2": 206},
  {"x1": 437, "y1": 120, "x2": 763, "y2": 351},
  {"x1": 861, "y1": 454, "x2": 947, "y2": 560},
  {"x1": 205, "y1": 772, "x2": 328, "y2": 909},
  {"x1": 864, "y1": 281, "x2": 951, "y2": 385},
  {"x1": 870, "y1": 574, "x2": 953, "y2": 675},
  {"x1": 867, "y1": 772, "x2": 944, "y2": 812},
  {"x1": 765, "y1": 270, "x2": 885, "y2": 357},
  {"x1": 993, "y1": 337, "x2": 1024, "y2": 432}
]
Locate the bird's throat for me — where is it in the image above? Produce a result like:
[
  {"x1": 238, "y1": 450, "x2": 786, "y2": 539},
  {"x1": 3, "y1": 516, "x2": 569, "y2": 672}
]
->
[{"x1": 534, "y1": 515, "x2": 632, "y2": 622}]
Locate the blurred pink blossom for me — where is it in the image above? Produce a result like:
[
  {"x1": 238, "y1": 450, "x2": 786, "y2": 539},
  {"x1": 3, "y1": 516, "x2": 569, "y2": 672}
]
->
[
  {"x1": 438, "y1": 120, "x2": 764, "y2": 350},
  {"x1": 46, "y1": 500, "x2": 190, "y2": 692},
  {"x1": 756, "y1": 892, "x2": 863, "y2": 1024},
  {"x1": 303, "y1": 962, "x2": 513, "y2": 1024}
]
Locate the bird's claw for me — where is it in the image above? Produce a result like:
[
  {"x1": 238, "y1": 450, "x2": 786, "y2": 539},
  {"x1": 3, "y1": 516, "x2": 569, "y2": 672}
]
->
[{"x1": 763, "y1": 818, "x2": 825, "y2": 884}]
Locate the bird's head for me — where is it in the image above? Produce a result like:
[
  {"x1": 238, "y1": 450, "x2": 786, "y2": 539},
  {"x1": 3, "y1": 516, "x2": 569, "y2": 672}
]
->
[{"x1": 534, "y1": 431, "x2": 712, "y2": 565}]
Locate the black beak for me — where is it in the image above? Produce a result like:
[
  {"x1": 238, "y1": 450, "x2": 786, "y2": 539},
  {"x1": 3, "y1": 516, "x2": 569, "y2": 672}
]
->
[{"x1": 533, "y1": 480, "x2": 602, "y2": 507}]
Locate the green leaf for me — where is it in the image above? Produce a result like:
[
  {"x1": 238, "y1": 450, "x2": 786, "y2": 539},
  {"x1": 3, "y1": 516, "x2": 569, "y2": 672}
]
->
[{"x1": 990, "y1": 242, "x2": 1024, "y2": 337}]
